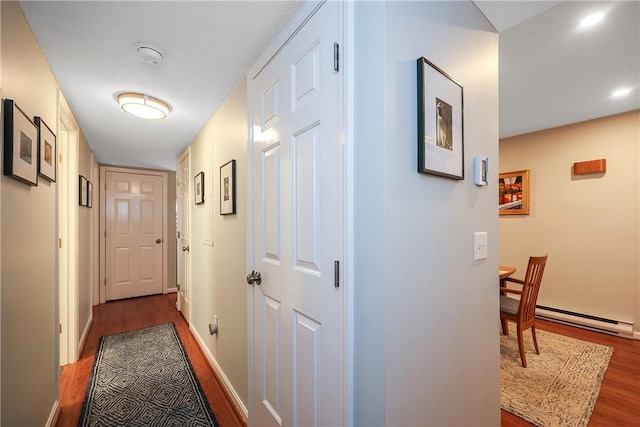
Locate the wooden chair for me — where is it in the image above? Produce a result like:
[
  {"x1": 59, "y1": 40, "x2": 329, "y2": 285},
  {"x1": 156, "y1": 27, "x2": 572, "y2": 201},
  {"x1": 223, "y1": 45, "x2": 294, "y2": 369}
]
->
[{"x1": 500, "y1": 254, "x2": 548, "y2": 367}]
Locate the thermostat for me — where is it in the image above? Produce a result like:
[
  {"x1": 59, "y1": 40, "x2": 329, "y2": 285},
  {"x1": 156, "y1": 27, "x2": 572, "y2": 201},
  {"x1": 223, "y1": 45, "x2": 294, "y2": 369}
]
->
[{"x1": 474, "y1": 156, "x2": 488, "y2": 186}]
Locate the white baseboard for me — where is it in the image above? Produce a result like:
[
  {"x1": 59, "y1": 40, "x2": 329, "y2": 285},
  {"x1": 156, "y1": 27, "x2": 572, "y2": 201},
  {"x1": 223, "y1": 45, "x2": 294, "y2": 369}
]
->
[
  {"x1": 189, "y1": 323, "x2": 248, "y2": 423},
  {"x1": 78, "y1": 314, "x2": 93, "y2": 358},
  {"x1": 634, "y1": 330, "x2": 640, "y2": 340},
  {"x1": 167, "y1": 287, "x2": 178, "y2": 293},
  {"x1": 45, "y1": 400, "x2": 60, "y2": 427}
]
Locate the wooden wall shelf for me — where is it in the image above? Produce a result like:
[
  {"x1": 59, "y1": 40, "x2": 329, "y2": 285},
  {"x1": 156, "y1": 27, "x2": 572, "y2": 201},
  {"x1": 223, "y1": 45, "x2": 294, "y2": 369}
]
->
[{"x1": 574, "y1": 159, "x2": 606, "y2": 175}]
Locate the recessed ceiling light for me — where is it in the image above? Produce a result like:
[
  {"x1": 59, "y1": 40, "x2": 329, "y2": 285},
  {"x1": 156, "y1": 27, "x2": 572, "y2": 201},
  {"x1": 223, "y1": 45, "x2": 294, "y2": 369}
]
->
[
  {"x1": 580, "y1": 12, "x2": 604, "y2": 28},
  {"x1": 117, "y1": 92, "x2": 171, "y2": 120},
  {"x1": 611, "y1": 88, "x2": 632, "y2": 97}
]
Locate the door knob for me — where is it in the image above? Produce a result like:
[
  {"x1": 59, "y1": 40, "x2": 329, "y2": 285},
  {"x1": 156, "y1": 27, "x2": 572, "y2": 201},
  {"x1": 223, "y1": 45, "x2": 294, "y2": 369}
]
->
[
  {"x1": 246, "y1": 270, "x2": 262, "y2": 285},
  {"x1": 156, "y1": 239, "x2": 162, "y2": 244},
  {"x1": 182, "y1": 246, "x2": 190, "y2": 252}
]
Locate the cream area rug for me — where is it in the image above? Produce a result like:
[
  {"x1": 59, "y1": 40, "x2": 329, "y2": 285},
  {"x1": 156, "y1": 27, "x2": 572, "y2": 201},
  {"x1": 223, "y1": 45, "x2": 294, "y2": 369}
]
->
[{"x1": 500, "y1": 329, "x2": 613, "y2": 427}]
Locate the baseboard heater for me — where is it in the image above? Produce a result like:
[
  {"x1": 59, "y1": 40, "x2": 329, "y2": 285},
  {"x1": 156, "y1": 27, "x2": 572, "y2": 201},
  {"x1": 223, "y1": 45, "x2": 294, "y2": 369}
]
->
[{"x1": 536, "y1": 305, "x2": 634, "y2": 339}]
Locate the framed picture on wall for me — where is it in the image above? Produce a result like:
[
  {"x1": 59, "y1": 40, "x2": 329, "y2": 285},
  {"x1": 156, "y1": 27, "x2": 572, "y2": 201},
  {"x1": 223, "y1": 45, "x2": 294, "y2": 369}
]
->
[
  {"x1": 499, "y1": 170, "x2": 530, "y2": 215},
  {"x1": 34, "y1": 116, "x2": 56, "y2": 182},
  {"x1": 87, "y1": 180, "x2": 93, "y2": 208},
  {"x1": 79, "y1": 175, "x2": 88, "y2": 206},
  {"x1": 220, "y1": 160, "x2": 236, "y2": 215},
  {"x1": 194, "y1": 172, "x2": 205, "y2": 205},
  {"x1": 3, "y1": 99, "x2": 38, "y2": 185},
  {"x1": 417, "y1": 57, "x2": 464, "y2": 180}
]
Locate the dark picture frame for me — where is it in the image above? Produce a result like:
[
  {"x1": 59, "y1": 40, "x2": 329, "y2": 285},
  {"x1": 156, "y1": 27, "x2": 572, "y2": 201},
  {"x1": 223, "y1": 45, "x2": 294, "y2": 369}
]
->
[
  {"x1": 220, "y1": 160, "x2": 236, "y2": 215},
  {"x1": 499, "y1": 170, "x2": 530, "y2": 215},
  {"x1": 87, "y1": 180, "x2": 93, "y2": 208},
  {"x1": 34, "y1": 116, "x2": 56, "y2": 182},
  {"x1": 79, "y1": 175, "x2": 88, "y2": 206},
  {"x1": 417, "y1": 57, "x2": 464, "y2": 180},
  {"x1": 194, "y1": 171, "x2": 205, "y2": 205},
  {"x1": 3, "y1": 99, "x2": 38, "y2": 185}
]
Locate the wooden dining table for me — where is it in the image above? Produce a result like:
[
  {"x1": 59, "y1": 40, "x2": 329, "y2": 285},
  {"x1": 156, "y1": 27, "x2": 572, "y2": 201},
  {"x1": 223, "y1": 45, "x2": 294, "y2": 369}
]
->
[{"x1": 499, "y1": 265, "x2": 516, "y2": 281}]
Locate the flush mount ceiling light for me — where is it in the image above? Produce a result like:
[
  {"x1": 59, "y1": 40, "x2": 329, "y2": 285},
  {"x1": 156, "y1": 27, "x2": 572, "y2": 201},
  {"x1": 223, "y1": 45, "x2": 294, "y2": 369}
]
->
[
  {"x1": 580, "y1": 12, "x2": 604, "y2": 28},
  {"x1": 117, "y1": 92, "x2": 171, "y2": 120}
]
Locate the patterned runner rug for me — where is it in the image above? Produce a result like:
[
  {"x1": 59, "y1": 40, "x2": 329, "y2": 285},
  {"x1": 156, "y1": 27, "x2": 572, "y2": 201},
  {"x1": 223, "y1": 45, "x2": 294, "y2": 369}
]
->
[
  {"x1": 79, "y1": 323, "x2": 218, "y2": 427},
  {"x1": 500, "y1": 329, "x2": 613, "y2": 427}
]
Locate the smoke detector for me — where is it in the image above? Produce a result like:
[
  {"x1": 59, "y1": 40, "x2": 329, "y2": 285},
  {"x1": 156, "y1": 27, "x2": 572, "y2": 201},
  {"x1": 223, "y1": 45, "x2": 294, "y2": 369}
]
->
[{"x1": 136, "y1": 43, "x2": 163, "y2": 66}]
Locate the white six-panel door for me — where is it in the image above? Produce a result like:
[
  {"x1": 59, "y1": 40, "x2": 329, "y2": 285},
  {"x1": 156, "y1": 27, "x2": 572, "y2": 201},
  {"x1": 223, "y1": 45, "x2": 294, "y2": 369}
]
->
[
  {"x1": 177, "y1": 151, "x2": 191, "y2": 321},
  {"x1": 105, "y1": 171, "x2": 164, "y2": 300},
  {"x1": 250, "y1": 2, "x2": 343, "y2": 425}
]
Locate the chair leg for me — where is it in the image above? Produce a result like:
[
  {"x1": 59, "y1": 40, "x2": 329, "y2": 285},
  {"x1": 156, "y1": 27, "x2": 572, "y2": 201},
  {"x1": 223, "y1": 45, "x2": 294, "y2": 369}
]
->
[
  {"x1": 517, "y1": 325, "x2": 527, "y2": 368},
  {"x1": 501, "y1": 318, "x2": 509, "y2": 335},
  {"x1": 531, "y1": 324, "x2": 540, "y2": 354}
]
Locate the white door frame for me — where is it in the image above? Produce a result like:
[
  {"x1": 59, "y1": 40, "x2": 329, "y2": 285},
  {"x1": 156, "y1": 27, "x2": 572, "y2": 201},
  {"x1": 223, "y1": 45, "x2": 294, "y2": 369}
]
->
[
  {"x1": 58, "y1": 95, "x2": 80, "y2": 365},
  {"x1": 246, "y1": 1, "x2": 353, "y2": 424},
  {"x1": 99, "y1": 166, "x2": 169, "y2": 303},
  {"x1": 176, "y1": 147, "x2": 191, "y2": 319},
  {"x1": 91, "y1": 156, "x2": 100, "y2": 306}
]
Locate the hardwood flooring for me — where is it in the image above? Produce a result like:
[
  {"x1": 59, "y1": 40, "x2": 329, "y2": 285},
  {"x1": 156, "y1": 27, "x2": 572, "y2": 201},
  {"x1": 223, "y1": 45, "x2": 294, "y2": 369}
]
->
[
  {"x1": 501, "y1": 318, "x2": 640, "y2": 427},
  {"x1": 56, "y1": 293, "x2": 244, "y2": 427},
  {"x1": 58, "y1": 294, "x2": 639, "y2": 427}
]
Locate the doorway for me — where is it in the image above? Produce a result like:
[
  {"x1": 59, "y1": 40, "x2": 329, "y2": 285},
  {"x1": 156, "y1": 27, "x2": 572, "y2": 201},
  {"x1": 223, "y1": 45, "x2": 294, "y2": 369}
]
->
[
  {"x1": 58, "y1": 99, "x2": 79, "y2": 366},
  {"x1": 99, "y1": 166, "x2": 169, "y2": 302}
]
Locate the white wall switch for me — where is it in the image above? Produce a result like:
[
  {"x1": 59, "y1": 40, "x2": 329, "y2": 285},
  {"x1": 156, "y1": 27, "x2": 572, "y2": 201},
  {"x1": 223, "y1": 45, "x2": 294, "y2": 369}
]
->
[{"x1": 473, "y1": 232, "x2": 488, "y2": 260}]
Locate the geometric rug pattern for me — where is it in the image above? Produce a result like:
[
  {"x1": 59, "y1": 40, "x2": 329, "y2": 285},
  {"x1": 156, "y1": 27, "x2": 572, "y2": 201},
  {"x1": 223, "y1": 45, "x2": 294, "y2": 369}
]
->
[
  {"x1": 500, "y1": 329, "x2": 613, "y2": 427},
  {"x1": 79, "y1": 323, "x2": 218, "y2": 427}
]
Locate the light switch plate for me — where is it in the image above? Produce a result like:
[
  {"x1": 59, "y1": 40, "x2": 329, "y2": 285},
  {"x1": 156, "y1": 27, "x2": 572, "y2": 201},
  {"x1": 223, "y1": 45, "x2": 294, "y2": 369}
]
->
[{"x1": 473, "y1": 232, "x2": 488, "y2": 260}]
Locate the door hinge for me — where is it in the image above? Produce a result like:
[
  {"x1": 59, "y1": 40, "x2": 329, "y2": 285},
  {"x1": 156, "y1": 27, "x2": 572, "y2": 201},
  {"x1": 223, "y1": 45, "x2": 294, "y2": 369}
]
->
[
  {"x1": 59, "y1": 153, "x2": 63, "y2": 164},
  {"x1": 177, "y1": 283, "x2": 181, "y2": 291},
  {"x1": 333, "y1": 42, "x2": 340, "y2": 72},
  {"x1": 334, "y1": 261, "x2": 340, "y2": 288},
  {"x1": 59, "y1": 324, "x2": 62, "y2": 334},
  {"x1": 58, "y1": 238, "x2": 62, "y2": 249}
]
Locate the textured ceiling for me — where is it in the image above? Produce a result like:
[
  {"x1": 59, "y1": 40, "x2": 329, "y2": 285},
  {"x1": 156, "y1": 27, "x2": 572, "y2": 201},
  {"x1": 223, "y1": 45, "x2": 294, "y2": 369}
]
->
[
  {"x1": 474, "y1": 0, "x2": 561, "y2": 32},
  {"x1": 20, "y1": 1, "x2": 639, "y2": 170},
  {"x1": 20, "y1": 1, "x2": 301, "y2": 170}
]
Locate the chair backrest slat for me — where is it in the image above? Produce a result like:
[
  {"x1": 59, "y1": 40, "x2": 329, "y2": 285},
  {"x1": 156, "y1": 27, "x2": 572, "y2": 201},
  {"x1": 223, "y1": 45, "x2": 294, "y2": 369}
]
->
[{"x1": 518, "y1": 255, "x2": 548, "y2": 323}]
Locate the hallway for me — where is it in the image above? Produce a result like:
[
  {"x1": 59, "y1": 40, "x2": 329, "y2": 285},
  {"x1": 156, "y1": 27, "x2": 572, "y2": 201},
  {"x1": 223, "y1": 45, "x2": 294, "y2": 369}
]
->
[{"x1": 56, "y1": 294, "x2": 244, "y2": 427}]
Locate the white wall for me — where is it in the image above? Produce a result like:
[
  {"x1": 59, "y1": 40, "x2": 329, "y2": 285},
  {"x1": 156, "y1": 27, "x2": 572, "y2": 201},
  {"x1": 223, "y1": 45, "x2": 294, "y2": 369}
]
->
[
  {"x1": 354, "y1": 1, "x2": 500, "y2": 425},
  {"x1": 188, "y1": 78, "x2": 248, "y2": 409},
  {"x1": 500, "y1": 111, "x2": 640, "y2": 331}
]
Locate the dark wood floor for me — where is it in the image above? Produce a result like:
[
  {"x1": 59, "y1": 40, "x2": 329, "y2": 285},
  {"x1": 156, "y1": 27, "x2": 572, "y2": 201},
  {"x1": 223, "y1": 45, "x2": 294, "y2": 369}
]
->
[
  {"x1": 501, "y1": 318, "x2": 640, "y2": 426},
  {"x1": 56, "y1": 293, "x2": 244, "y2": 427},
  {"x1": 57, "y1": 294, "x2": 639, "y2": 427}
]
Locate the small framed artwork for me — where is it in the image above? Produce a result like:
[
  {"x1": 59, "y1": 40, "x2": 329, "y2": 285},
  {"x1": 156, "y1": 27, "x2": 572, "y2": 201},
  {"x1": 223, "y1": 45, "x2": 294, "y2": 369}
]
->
[
  {"x1": 79, "y1": 175, "x2": 88, "y2": 206},
  {"x1": 34, "y1": 116, "x2": 56, "y2": 182},
  {"x1": 220, "y1": 160, "x2": 236, "y2": 215},
  {"x1": 417, "y1": 57, "x2": 464, "y2": 180},
  {"x1": 499, "y1": 170, "x2": 530, "y2": 215},
  {"x1": 3, "y1": 99, "x2": 38, "y2": 185},
  {"x1": 87, "y1": 180, "x2": 93, "y2": 208},
  {"x1": 194, "y1": 172, "x2": 205, "y2": 205}
]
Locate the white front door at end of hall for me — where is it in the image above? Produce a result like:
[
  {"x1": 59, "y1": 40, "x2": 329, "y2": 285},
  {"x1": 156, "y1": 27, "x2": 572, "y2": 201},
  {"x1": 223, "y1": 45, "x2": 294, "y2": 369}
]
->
[
  {"x1": 105, "y1": 171, "x2": 164, "y2": 301},
  {"x1": 249, "y1": 1, "x2": 345, "y2": 426}
]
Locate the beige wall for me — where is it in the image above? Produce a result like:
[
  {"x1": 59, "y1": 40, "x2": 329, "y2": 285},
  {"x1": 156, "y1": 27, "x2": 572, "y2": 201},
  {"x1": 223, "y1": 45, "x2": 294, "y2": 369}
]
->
[
  {"x1": 1, "y1": 2, "x2": 96, "y2": 424},
  {"x1": 188, "y1": 78, "x2": 248, "y2": 409},
  {"x1": 499, "y1": 111, "x2": 640, "y2": 331},
  {"x1": 78, "y1": 134, "x2": 94, "y2": 337}
]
